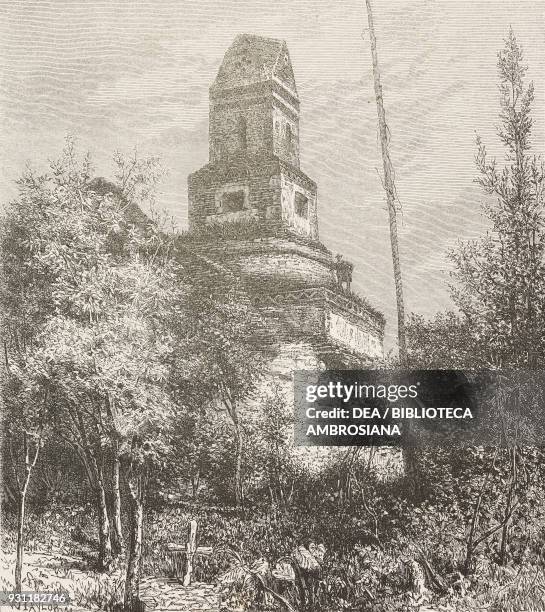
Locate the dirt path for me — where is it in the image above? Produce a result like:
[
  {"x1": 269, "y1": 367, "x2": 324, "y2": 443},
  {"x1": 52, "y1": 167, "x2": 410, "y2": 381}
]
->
[
  {"x1": 0, "y1": 552, "x2": 220, "y2": 612},
  {"x1": 140, "y1": 577, "x2": 220, "y2": 612}
]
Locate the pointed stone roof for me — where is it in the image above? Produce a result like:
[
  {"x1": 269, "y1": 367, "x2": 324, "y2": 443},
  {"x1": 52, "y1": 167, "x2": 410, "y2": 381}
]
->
[{"x1": 212, "y1": 33, "x2": 298, "y2": 96}]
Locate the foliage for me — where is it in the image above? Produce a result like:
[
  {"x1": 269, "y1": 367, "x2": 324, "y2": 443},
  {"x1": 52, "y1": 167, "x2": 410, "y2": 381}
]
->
[
  {"x1": 406, "y1": 312, "x2": 481, "y2": 368},
  {"x1": 3, "y1": 454, "x2": 545, "y2": 612},
  {"x1": 2, "y1": 137, "x2": 179, "y2": 454},
  {"x1": 1, "y1": 138, "x2": 187, "y2": 606},
  {"x1": 170, "y1": 268, "x2": 268, "y2": 507},
  {"x1": 242, "y1": 384, "x2": 305, "y2": 508},
  {"x1": 408, "y1": 31, "x2": 545, "y2": 370},
  {"x1": 448, "y1": 29, "x2": 545, "y2": 368},
  {"x1": 2, "y1": 30, "x2": 545, "y2": 612}
]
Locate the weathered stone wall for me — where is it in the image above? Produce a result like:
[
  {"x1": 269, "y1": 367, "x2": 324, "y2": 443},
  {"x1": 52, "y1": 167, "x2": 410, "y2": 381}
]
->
[
  {"x1": 243, "y1": 340, "x2": 387, "y2": 477},
  {"x1": 188, "y1": 157, "x2": 279, "y2": 229},
  {"x1": 234, "y1": 252, "x2": 334, "y2": 289},
  {"x1": 208, "y1": 82, "x2": 302, "y2": 169},
  {"x1": 257, "y1": 304, "x2": 327, "y2": 343},
  {"x1": 209, "y1": 87, "x2": 274, "y2": 163},
  {"x1": 272, "y1": 104, "x2": 300, "y2": 166},
  {"x1": 326, "y1": 310, "x2": 383, "y2": 360},
  {"x1": 181, "y1": 234, "x2": 384, "y2": 364},
  {"x1": 188, "y1": 237, "x2": 335, "y2": 290},
  {"x1": 279, "y1": 172, "x2": 317, "y2": 239},
  {"x1": 188, "y1": 157, "x2": 318, "y2": 239}
]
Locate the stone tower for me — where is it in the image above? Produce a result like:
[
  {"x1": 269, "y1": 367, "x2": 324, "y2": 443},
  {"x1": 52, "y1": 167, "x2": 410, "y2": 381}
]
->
[{"x1": 188, "y1": 34, "x2": 384, "y2": 367}]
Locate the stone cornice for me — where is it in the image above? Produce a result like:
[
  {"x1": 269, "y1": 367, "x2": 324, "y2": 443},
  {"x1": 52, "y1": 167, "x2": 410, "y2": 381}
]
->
[{"x1": 251, "y1": 286, "x2": 385, "y2": 334}]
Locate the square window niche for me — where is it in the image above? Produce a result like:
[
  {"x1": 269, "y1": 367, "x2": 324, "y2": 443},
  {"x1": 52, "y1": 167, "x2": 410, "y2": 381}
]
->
[
  {"x1": 222, "y1": 190, "x2": 245, "y2": 212},
  {"x1": 215, "y1": 184, "x2": 250, "y2": 214}
]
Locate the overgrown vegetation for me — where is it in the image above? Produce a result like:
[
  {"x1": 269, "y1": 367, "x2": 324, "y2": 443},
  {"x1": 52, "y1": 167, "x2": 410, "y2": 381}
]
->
[{"x1": 2, "y1": 30, "x2": 544, "y2": 612}]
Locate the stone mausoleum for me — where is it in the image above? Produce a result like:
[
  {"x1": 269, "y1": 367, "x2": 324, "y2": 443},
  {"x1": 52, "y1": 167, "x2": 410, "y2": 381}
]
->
[{"x1": 187, "y1": 34, "x2": 384, "y2": 369}]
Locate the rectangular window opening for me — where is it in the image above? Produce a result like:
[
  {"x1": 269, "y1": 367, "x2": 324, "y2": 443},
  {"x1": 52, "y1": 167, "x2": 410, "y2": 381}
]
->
[{"x1": 295, "y1": 192, "x2": 309, "y2": 219}]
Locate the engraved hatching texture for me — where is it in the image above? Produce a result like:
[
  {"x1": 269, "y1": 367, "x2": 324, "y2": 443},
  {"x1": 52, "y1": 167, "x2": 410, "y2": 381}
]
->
[
  {"x1": 186, "y1": 34, "x2": 384, "y2": 363},
  {"x1": 213, "y1": 34, "x2": 296, "y2": 93},
  {"x1": 1, "y1": 1, "x2": 544, "y2": 348},
  {"x1": 139, "y1": 578, "x2": 220, "y2": 612}
]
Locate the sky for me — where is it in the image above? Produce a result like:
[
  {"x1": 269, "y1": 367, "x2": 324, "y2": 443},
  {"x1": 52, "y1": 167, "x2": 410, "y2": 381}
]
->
[{"x1": 1, "y1": 0, "x2": 544, "y2": 350}]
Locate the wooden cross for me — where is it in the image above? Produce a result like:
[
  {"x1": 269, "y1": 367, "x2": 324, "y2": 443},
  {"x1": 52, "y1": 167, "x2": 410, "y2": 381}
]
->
[{"x1": 166, "y1": 520, "x2": 213, "y2": 586}]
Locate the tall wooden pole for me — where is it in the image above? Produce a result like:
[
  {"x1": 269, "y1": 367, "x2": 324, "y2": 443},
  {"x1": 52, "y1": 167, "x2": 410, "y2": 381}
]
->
[{"x1": 365, "y1": 0, "x2": 407, "y2": 365}]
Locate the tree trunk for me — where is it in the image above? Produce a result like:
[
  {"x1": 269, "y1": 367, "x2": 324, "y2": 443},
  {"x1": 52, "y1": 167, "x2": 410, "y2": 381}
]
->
[
  {"x1": 464, "y1": 465, "x2": 489, "y2": 575},
  {"x1": 233, "y1": 416, "x2": 244, "y2": 508},
  {"x1": 499, "y1": 447, "x2": 517, "y2": 565},
  {"x1": 72, "y1": 409, "x2": 113, "y2": 568},
  {"x1": 3, "y1": 480, "x2": 18, "y2": 508},
  {"x1": 268, "y1": 485, "x2": 275, "y2": 507},
  {"x1": 124, "y1": 474, "x2": 144, "y2": 611},
  {"x1": 191, "y1": 469, "x2": 200, "y2": 499},
  {"x1": 402, "y1": 445, "x2": 422, "y2": 497},
  {"x1": 111, "y1": 446, "x2": 124, "y2": 558},
  {"x1": 74, "y1": 446, "x2": 114, "y2": 567},
  {"x1": 15, "y1": 486, "x2": 27, "y2": 592},
  {"x1": 14, "y1": 434, "x2": 40, "y2": 592},
  {"x1": 96, "y1": 465, "x2": 113, "y2": 570}
]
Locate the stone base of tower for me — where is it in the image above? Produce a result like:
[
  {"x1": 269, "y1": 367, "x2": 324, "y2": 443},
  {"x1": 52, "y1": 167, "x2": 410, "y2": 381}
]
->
[
  {"x1": 186, "y1": 230, "x2": 333, "y2": 289},
  {"x1": 245, "y1": 340, "x2": 399, "y2": 478},
  {"x1": 253, "y1": 287, "x2": 383, "y2": 366},
  {"x1": 184, "y1": 234, "x2": 384, "y2": 365}
]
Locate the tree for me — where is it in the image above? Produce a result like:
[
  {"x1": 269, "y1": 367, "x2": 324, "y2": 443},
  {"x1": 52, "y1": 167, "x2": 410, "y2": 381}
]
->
[
  {"x1": 408, "y1": 31, "x2": 544, "y2": 370},
  {"x1": 449, "y1": 28, "x2": 545, "y2": 368},
  {"x1": 407, "y1": 30, "x2": 545, "y2": 569},
  {"x1": 1, "y1": 138, "x2": 182, "y2": 590},
  {"x1": 2, "y1": 141, "x2": 112, "y2": 568},
  {"x1": 406, "y1": 312, "x2": 481, "y2": 369},
  {"x1": 1, "y1": 158, "x2": 61, "y2": 590},
  {"x1": 171, "y1": 271, "x2": 267, "y2": 508},
  {"x1": 253, "y1": 384, "x2": 299, "y2": 509},
  {"x1": 2, "y1": 369, "x2": 47, "y2": 592},
  {"x1": 167, "y1": 403, "x2": 228, "y2": 500}
]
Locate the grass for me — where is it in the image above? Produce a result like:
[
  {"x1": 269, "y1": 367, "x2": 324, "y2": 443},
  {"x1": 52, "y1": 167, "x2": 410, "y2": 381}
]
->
[
  {"x1": 0, "y1": 548, "x2": 123, "y2": 612},
  {"x1": 2, "y1": 493, "x2": 545, "y2": 612}
]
